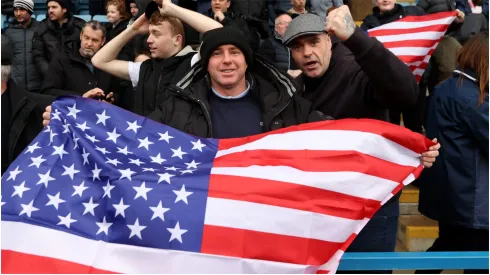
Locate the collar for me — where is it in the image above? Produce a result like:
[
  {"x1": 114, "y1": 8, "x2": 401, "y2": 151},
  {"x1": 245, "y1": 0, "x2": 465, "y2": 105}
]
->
[
  {"x1": 211, "y1": 81, "x2": 251, "y2": 99},
  {"x1": 454, "y1": 68, "x2": 478, "y2": 83}
]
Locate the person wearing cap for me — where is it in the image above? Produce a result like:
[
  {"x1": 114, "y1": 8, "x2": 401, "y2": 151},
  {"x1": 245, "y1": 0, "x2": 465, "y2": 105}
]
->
[
  {"x1": 91, "y1": 0, "x2": 222, "y2": 115},
  {"x1": 281, "y1": 6, "x2": 440, "y2": 270},
  {"x1": 1, "y1": 35, "x2": 55, "y2": 175},
  {"x1": 32, "y1": 0, "x2": 86, "y2": 79},
  {"x1": 4, "y1": 0, "x2": 43, "y2": 93}
]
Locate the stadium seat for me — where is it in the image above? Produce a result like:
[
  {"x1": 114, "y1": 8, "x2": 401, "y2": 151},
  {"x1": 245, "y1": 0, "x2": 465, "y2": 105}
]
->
[
  {"x1": 79, "y1": 9, "x2": 90, "y2": 15},
  {"x1": 92, "y1": 15, "x2": 108, "y2": 23},
  {"x1": 36, "y1": 14, "x2": 46, "y2": 22},
  {"x1": 75, "y1": 14, "x2": 92, "y2": 21},
  {"x1": 1, "y1": 14, "x2": 6, "y2": 30}
]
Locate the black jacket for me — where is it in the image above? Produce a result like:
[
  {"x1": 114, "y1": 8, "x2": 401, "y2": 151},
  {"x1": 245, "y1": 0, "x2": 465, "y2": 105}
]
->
[
  {"x1": 1, "y1": 80, "x2": 55, "y2": 174},
  {"x1": 4, "y1": 19, "x2": 43, "y2": 92},
  {"x1": 361, "y1": 4, "x2": 425, "y2": 31},
  {"x1": 147, "y1": 55, "x2": 329, "y2": 138},
  {"x1": 32, "y1": 16, "x2": 86, "y2": 79},
  {"x1": 106, "y1": 19, "x2": 134, "y2": 61},
  {"x1": 417, "y1": 0, "x2": 456, "y2": 14},
  {"x1": 258, "y1": 34, "x2": 294, "y2": 72},
  {"x1": 40, "y1": 44, "x2": 120, "y2": 105},
  {"x1": 1, "y1": 0, "x2": 14, "y2": 17}
]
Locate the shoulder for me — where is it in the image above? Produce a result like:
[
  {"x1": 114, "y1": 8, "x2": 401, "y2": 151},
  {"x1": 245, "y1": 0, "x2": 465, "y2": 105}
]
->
[
  {"x1": 361, "y1": 14, "x2": 380, "y2": 30},
  {"x1": 404, "y1": 6, "x2": 426, "y2": 16},
  {"x1": 34, "y1": 20, "x2": 49, "y2": 35},
  {"x1": 72, "y1": 17, "x2": 86, "y2": 29}
]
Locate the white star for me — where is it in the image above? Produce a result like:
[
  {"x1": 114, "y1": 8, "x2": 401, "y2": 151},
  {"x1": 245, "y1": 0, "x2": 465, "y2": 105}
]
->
[
  {"x1": 73, "y1": 135, "x2": 80, "y2": 149},
  {"x1": 96, "y1": 110, "x2": 111, "y2": 126},
  {"x1": 180, "y1": 169, "x2": 195, "y2": 175},
  {"x1": 7, "y1": 166, "x2": 22, "y2": 181},
  {"x1": 157, "y1": 172, "x2": 174, "y2": 184},
  {"x1": 149, "y1": 201, "x2": 170, "y2": 221},
  {"x1": 117, "y1": 146, "x2": 133, "y2": 155},
  {"x1": 67, "y1": 103, "x2": 81, "y2": 119},
  {"x1": 106, "y1": 157, "x2": 122, "y2": 167},
  {"x1": 75, "y1": 121, "x2": 90, "y2": 132},
  {"x1": 171, "y1": 147, "x2": 187, "y2": 159},
  {"x1": 167, "y1": 222, "x2": 188, "y2": 243},
  {"x1": 95, "y1": 146, "x2": 111, "y2": 155},
  {"x1": 138, "y1": 136, "x2": 154, "y2": 151},
  {"x1": 82, "y1": 197, "x2": 99, "y2": 216},
  {"x1": 106, "y1": 128, "x2": 121, "y2": 144},
  {"x1": 29, "y1": 155, "x2": 46, "y2": 168},
  {"x1": 62, "y1": 120, "x2": 71, "y2": 133},
  {"x1": 57, "y1": 212, "x2": 77, "y2": 228},
  {"x1": 96, "y1": 216, "x2": 113, "y2": 235},
  {"x1": 112, "y1": 198, "x2": 130, "y2": 218},
  {"x1": 11, "y1": 181, "x2": 30, "y2": 198},
  {"x1": 129, "y1": 158, "x2": 145, "y2": 166},
  {"x1": 51, "y1": 108, "x2": 61, "y2": 121},
  {"x1": 24, "y1": 142, "x2": 41, "y2": 154},
  {"x1": 126, "y1": 120, "x2": 142, "y2": 133},
  {"x1": 82, "y1": 148, "x2": 90, "y2": 165},
  {"x1": 52, "y1": 144, "x2": 68, "y2": 159},
  {"x1": 185, "y1": 160, "x2": 200, "y2": 169},
  {"x1": 165, "y1": 166, "x2": 179, "y2": 171},
  {"x1": 133, "y1": 182, "x2": 153, "y2": 200},
  {"x1": 191, "y1": 139, "x2": 206, "y2": 152},
  {"x1": 92, "y1": 163, "x2": 102, "y2": 181},
  {"x1": 19, "y1": 200, "x2": 39, "y2": 217},
  {"x1": 158, "y1": 131, "x2": 174, "y2": 143},
  {"x1": 46, "y1": 192, "x2": 66, "y2": 210},
  {"x1": 49, "y1": 129, "x2": 58, "y2": 145},
  {"x1": 173, "y1": 184, "x2": 193, "y2": 204},
  {"x1": 61, "y1": 164, "x2": 80, "y2": 180},
  {"x1": 1, "y1": 197, "x2": 5, "y2": 207},
  {"x1": 127, "y1": 218, "x2": 147, "y2": 240},
  {"x1": 44, "y1": 125, "x2": 51, "y2": 133},
  {"x1": 150, "y1": 153, "x2": 166, "y2": 165},
  {"x1": 36, "y1": 169, "x2": 56, "y2": 187},
  {"x1": 119, "y1": 168, "x2": 136, "y2": 181},
  {"x1": 142, "y1": 167, "x2": 155, "y2": 172},
  {"x1": 102, "y1": 181, "x2": 115, "y2": 198},
  {"x1": 85, "y1": 134, "x2": 100, "y2": 143},
  {"x1": 72, "y1": 181, "x2": 89, "y2": 197}
]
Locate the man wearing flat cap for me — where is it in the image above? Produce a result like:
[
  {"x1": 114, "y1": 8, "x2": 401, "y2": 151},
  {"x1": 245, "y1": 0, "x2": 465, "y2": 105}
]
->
[
  {"x1": 1, "y1": 35, "x2": 55, "y2": 175},
  {"x1": 281, "y1": 6, "x2": 441, "y2": 272}
]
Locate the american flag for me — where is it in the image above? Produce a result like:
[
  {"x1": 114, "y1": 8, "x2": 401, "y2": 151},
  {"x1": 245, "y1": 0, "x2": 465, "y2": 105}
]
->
[
  {"x1": 1, "y1": 96, "x2": 432, "y2": 274},
  {"x1": 368, "y1": 11, "x2": 457, "y2": 83}
]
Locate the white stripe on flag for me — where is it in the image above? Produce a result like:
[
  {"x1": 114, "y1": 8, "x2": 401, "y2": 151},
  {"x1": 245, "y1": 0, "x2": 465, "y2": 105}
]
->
[
  {"x1": 387, "y1": 47, "x2": 434, "y2": 57},
  {"x1": 211, "y1": 166, "x2": 399, "y2": 202},
  {"x1": 204, "y1": 198, "x2": 362, "y2": 243},
  {"x1": 406, "y1": 55, "x2": 431, "y2": 67},
  {"x1": 370, "y1": 17, "x2": 454, "y2": 30},
  {"x1": 1, "y1": 221, "x2": 313, "y2": 274},
  {"x1": 215, "y1": 130, "x2": 421, "y2": 167},
  {"x1": 374, "y1": 31, "x2": 446, "y2": 43}
]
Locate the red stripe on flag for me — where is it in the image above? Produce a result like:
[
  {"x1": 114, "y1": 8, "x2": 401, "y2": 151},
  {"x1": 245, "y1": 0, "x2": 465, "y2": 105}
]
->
[
  {"x1": 382, "y1": 39, "x2": 440, "y2": 49},
  {"x1": 213, "y1": 149, "x2": 417, "y2": 183},
  {"x1": 208, "y1": 174, "x2": 381, "y2": 220},
  {"x1": 397, "y1": 49, "x2": 435, "y2": 63},
  {"x1": 201, "y1": 225, "x2": 341, "y2": 266},
  {"x1": 408, "y1": 62, "x2": 429, "y2": 72},
  {"x1": 368, "y1": 24, "x2": 450, "y2": 37},
  {"x1": 1, "y1": 250, "x2": 117, "y2": 274},
  {"x1": 395, "y1": 11, "x2": 457, "y2": 22}
]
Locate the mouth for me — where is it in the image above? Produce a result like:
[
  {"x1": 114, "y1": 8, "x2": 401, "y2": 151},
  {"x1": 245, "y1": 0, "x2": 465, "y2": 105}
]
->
[
  {"x1": 220, "y1": 69, "x2": 235, "y2": 75},
  {"x1": 303, "y1": 61, "x2": 317, "y2": 70}
]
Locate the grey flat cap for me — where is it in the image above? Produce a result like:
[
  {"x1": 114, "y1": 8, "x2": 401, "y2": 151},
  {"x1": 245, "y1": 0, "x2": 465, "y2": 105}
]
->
[{"x1": 282, "y1": 13, "x2": 326, "y2": 46}]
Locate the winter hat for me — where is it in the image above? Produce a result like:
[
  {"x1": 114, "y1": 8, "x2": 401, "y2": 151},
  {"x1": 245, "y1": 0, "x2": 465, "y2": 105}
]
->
[
  {"x1": 199, "y1": 27, "x2": 253, "y2": 69},
  {"x1": 47, "y1": 0, "x2": 72, "y2": 13},
  {"x1": 2, "y1": 35, "x2": 13, "y2": 66},
  {"x1": 13, "y1": 0, "x2": 34, "y2": 14}
]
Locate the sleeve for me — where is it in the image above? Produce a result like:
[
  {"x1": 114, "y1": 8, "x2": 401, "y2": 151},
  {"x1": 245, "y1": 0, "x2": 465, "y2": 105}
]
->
[
  {"x1": 39, "y1": 57, "x2": 80, "y2": 97},
  {"x1": 32, "y1": 29, "x2": 50, "y2": 77},
  {"x1": 342, "y1": 27, "x2": 419, "y2": 110},
  {"x1": 332, "y1": 0, "x2": 343, "y2": 7},
  {"x1": 128, "y1": 61, "x2": 143, "y2": 88}
]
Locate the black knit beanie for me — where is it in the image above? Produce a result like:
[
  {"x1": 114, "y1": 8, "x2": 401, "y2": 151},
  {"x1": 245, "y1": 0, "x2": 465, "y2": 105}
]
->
[
  {"x1": 47, "y1": 0, "x2": 72, "y2": 13},
  {"x1": 200, "y1": 27, "x2": 253, "y2": 70}
]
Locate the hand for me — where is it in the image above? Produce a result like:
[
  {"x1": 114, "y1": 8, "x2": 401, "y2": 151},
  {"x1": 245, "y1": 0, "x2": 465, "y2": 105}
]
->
[
  {"x1": 42, "y1": 105, "x2": 52, "y2": 127},
  {"x1": 287, "y1": 69, "x2": 302, "y2": 78},
  {"x1": 83, "y1": 88, "x2": 106, "y2": 99},
  {"x1": 420, "y1": 138, "x2": 440, "y2": 168},
  {"x1": 158, "y1": 0, "x2": 175, "y2": 16},
  {"x1": 325, "y1": 5, "x2": 356, "y2": 41},
  {"x1": 455, "y1": 9, "x2": 465, "y2": 23},
  {"x1": 104, "y1": 92, "x2": 115, "y2": 104},
  {"x1": 131, "y1": 14, "x2": 150, "y2": 35},
  {"x1": 214, "y1": 11, "x2": 225, "y2": 22}
]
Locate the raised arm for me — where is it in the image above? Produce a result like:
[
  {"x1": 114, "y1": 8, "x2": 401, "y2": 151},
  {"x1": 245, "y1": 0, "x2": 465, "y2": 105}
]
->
[{"x1": 160, "y1": 0, "x2": 222, "y2": 33}]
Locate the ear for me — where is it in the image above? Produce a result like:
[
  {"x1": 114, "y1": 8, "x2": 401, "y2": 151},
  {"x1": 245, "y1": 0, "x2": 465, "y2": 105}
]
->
[
  {"x1": 174, "y1": 34, "x2": 183, "y2": 46},
  {"x1": 79, "y1": 31, "x2": 83, "y2": 41},
  {"x1": 101, "y1": 37, "x2": 106, "y2": 47},
  {"x1": 226, "y1": 1, "x2": 230, "y2": 8}
]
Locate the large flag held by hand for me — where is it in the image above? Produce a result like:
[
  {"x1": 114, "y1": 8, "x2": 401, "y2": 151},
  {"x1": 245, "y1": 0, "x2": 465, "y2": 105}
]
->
[
  {"x1": 2, "y1": 96, "x2": 432, "y2": 274},
  {"x1": 368, "y1": 11, "x2": 457, "y2": 83}
]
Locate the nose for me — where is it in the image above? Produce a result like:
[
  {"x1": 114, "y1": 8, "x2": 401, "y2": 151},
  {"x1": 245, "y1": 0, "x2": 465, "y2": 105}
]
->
[
  {"x1": 302, "y1": 44, "x2": 313, "y2": 57},
  {"x1": 222, "y1": 52, "x2": 232, "y2": 63}
]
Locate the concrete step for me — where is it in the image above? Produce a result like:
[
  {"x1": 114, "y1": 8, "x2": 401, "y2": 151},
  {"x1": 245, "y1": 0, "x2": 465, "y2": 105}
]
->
[
  {"x1": 397, "y1": 215, "x2": 439, "y2": 252},
  {"x1": 400, "y1": 185, "x2": 421, "y2": 215}
]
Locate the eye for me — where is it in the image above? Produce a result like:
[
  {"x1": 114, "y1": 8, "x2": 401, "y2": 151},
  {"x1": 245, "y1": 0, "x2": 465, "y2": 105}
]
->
[{"x1": 212, "y1": 51, "x2": 221, "y2": 56}]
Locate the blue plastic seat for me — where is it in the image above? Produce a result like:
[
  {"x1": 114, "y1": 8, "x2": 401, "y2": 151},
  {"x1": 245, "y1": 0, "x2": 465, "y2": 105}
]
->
[
  {"x1": 36, "y1": 14, "x2": 46, "y2": 22},
  {"x1": 1, "y1": 14, "x2": 6, "y2": 29},
  {"x1": 92, "y1": 15, "x2": 108, "y2": 23},
  {"x1": 79, "y1": 9, "x2": 90, "y2": 15},
  {"x1": 74, "y1": 14, "x2": 92, "y2": 21}
]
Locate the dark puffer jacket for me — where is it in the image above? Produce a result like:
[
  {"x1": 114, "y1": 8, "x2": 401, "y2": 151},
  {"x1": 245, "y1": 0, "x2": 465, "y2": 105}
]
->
[
  {"x1": 4, "y1": 19, "x2": 43, "y2": 92},
  {"x1": 32, "y1": 16, "x2": 86, "y2": 79},
  {"x1": 258, "y1": 34, "x2": 293, "y2": 72},
  {"x1": 417, "y1": 0, "x2": 455, "y2": 14},
  {"x1": 361, "y1": 4, "x2": 425, "y2": 31},
  {"x1": 1, "y1": 0, "x2": 14, "y2": 17}
]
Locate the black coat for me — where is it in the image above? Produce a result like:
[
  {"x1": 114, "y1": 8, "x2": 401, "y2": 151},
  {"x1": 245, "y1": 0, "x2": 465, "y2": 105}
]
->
[
  {"x1": 4, "y1": 19, "x2": 43, "y2": 92},
  {"x1": 40, "y1": 45, "x2": 121, "y2": 105},
  {"x1": 32, "y1": 16, "x2": 86, "y2": 79},
  {"x1": 417, "y1": 0, "x2": 456, "y2": 14},
  {"x1": 1, "y1": 80, "x2": 55, "y2": 174},
  {"x1": 258, "y1": 35, "x2": 294, "y2": 72},
  {"x1": 361, "y1": 4, "x2": 425, "y2": 31},
  {"x1": 147, "y1": 55, "x2": 329, "y2": 138},
  {"x1": 106, "y1": 19, "x2": 134, "y2": 61}
]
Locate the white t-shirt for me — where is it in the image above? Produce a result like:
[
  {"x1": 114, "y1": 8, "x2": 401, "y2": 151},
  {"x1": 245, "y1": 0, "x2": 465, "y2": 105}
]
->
[{"x1": 128, "y1": 53, "x2": 200, "y2": 88}]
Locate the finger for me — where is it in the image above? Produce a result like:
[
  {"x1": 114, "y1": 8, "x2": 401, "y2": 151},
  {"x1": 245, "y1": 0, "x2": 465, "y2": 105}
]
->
[
  {"x1": 106, "y1": 92, "x2": 114, "y2": 98},
  {"x1": 42, "y1": 111, "x2": 51, "y2": 120},
  {"x1": 46, "y1": 105, "x2": 52, "y2": 112},
  {"x1": 420, "y1": 156, "x2": 436, "y2": 163},
  {"x1": 428, "y1": 143, "x2": 441, "y2": 151},
  {"x1": 422, "y1": 162, "x2": 433, "y2": 168},
  {"x1": 422, "y1": 151, "x2": 439, "y2": 158},
  {"x1": 43, "y1": 120, "x2": 49, "y2": 127}
]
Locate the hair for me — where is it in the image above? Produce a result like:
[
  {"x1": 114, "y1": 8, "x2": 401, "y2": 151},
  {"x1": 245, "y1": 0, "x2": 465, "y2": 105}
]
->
[
  {"x1": 1, "y1": 65, "x2": 11, "y2": 82},
  {"x1": 106, "y1": 0, "x2": 131, "y2": 21},
  {"x1": 82, "y1": 20, "x2": 107, "y2": 38},
  {"x1": 274, "y1": 13, "x2": 291, "y2": 24},
  {"x1": 149, "y1": 11, "x2": 186, "y2": 46},
  {"x1": 457, "y1": 30, "x2": 489, "y2": 106}
]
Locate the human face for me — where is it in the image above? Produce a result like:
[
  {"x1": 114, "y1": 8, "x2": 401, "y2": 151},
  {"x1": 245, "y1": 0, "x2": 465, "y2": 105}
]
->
[
  {"x1": 290, "y1": 33, "x2": 332, "y2": 78},
  {"x1": 207, "y1": 44, "x2": 248, "y2": 94},
  {"x1": 147, "y1": 21, "x2": 182, "y2": 59},
  {"x1": 47, "y1": 1, "x2": 66, "y2": 21},
  {"x1": 130, "y1": 3, "x2": 139, "y2": 17},
  {"x1": 14, "y1": 7, "x2": 31, "y2": 24},
  {"x1": 211, "y1": 0, "x2": 230, "y2": 13},
  {"x1": 376, "y1": 0, "x2": 396, "y2": 13},
  {"x1": 275, "y1": 14, "x2": 292, "y2": 37},
  {"x1": 106, "y1": 5, "x2": 122, "y2": 23},
  {"x1": 79, "y1": 27, "x2": 105, "y2": 58},
  {"x1": 290, "y1": 0, "x2": 306, "y2": 10}
]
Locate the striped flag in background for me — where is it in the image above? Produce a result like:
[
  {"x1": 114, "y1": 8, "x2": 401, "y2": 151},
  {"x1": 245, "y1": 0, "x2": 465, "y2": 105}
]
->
[
  {"x1": 1, "y1": 96, "x2": 432, "y2": 274},
  {"x1": 368, "y1": 11, "x2": 457, "y2": 83}
]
